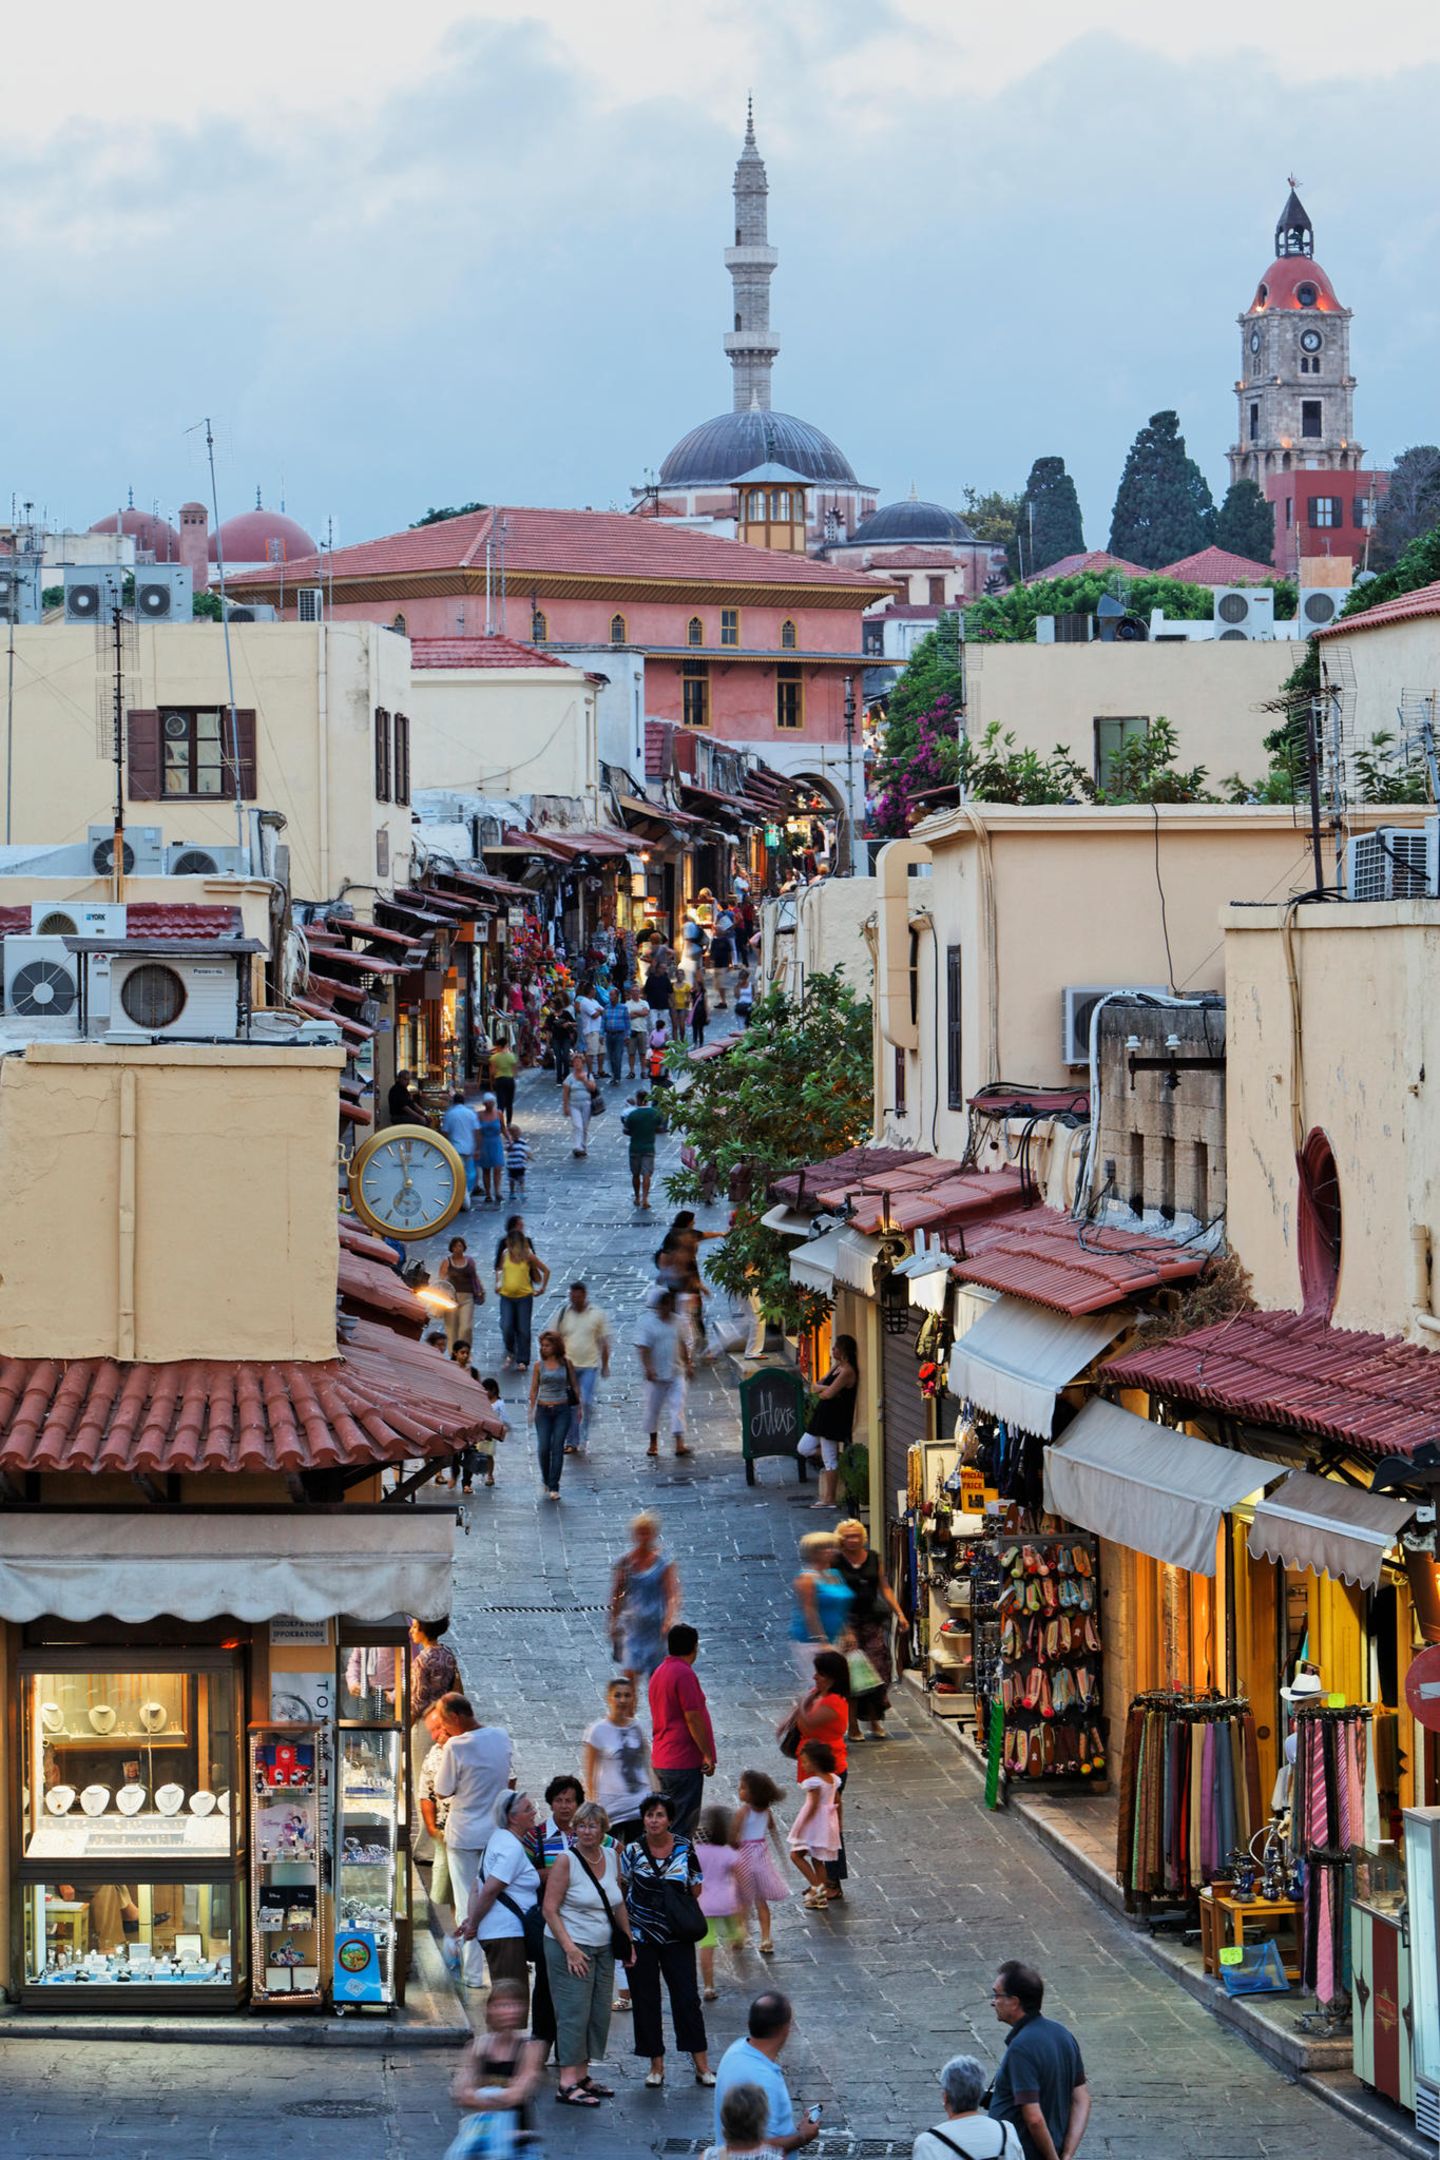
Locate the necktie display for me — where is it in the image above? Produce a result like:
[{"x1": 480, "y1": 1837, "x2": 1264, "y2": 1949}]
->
[
  {"x1": 1289, "y1": 1703, "x2": 1372, "y2": 2010},
  {"x1": 1115, "y1": 1690, "x2": 1263, "y2": 1908}
]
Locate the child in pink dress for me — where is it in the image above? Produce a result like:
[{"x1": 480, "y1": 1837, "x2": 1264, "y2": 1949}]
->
[
  {"x1": 695, "y1": 1803, "x2": 742, "y2": 2001},
  {"x1": 786, "y1": 1740, "x2": 840, "y2": 1910},
  {"x1": 730, "y1": 1768, "x2": 791, "y2": 1955}
]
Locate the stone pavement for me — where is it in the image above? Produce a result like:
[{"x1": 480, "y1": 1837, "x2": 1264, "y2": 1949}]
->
[{"x1": 0, "y1": 1037, "x2": 1401, "y2": 2159}]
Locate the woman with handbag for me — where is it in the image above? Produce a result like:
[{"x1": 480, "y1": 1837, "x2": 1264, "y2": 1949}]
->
[
  {"x1": 447, "y1": 1977, "x2": 544, "y2": 2157},
  {"x1": 796, "y1": 1334, "x2": 858, "y2": 1513},
  {"x1": 542, "y1": 1801, "x2": 635, "y2": 2109},
  {"x1": 496, "y1": 1229, "x2": 549, "y2": 1371},
  {"x1": 832, "y1": 1518, "x2": 907, "y2": 1742},
  {"x1": 619, "y1": 1791, "x2": 713, "y2": 2089},
  {"x1": 529, "y1": 1331, "x2": 579, "y2": 1502},
  {"x1": 456, "y1": 1790, "x2": 543, "y2": 2017},
  {"x1": 562, "y1": 1050, "x2": 600, "y2": 1158}
]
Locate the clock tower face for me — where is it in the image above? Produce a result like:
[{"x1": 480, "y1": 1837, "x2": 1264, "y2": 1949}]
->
[
  {"x1": 1300, "y1": 328, "x2": 1322, "y2": 353},
  {"x1": 1249, "y1": 328, "x2": 1262, "y2": 353},
  {"x1": 348, "y1": 1128, "x2": 466, "y2": 1241}
]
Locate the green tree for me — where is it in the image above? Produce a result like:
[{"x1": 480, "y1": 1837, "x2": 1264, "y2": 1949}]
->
[
  {"x1": 1370, "y1": 448, "x2": 1440, "y2": 572},
  {"x1": 964, "y1": 571, "x2": 1215, "y2": 643},
  {"x1": 960, "y1": 486, "x2": 1022, "y2": 548},
  {"x1": 1213, "y1": 480, "x2": 1274, "y2": 566},
  {"x1": 1008, "y1": 456, "x2": 1085, "y2": 581},
  {"x1": 411, "y1": 502, "x2": 487, "y2": 528},
  {"x1": 1108, "y1": 411, "x2": 1216, "y2": 568},
  {"x1": 1094, "y1": 717, "x2": 1211, "y2": 804},
  {"x1": 954, "y1": 723, "x2": 1086, "y2": 804},
  {"x1": 661, "y1": 972, "x2": 873, "y2": 1332}
]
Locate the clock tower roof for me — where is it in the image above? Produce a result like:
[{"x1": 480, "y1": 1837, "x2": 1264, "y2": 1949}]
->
[{"x1": 1248, "y1": 254, "x2": 1342, "y2": 316}]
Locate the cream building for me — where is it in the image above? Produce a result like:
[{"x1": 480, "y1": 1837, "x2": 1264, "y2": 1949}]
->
[
  {"x1": 2, "y1": 622, "x2": 413, "y2": 908},
  {"x1": 408, "y1": 636, "x2": 601, "y2": 810},
  {"x1": 1315, "y1": 582, "x2": 1440, "y2": 770},
  {"x1": 760, "y1": 874, "x2": 876, "y2": 1005}
]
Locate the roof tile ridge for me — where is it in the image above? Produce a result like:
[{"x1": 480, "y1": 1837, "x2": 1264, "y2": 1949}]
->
[{"x1": 458, "y1": 506, "x2": 500, "y2": 569}]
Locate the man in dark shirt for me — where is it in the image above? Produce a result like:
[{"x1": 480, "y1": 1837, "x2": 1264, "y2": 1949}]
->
[
  {"x1": 988, "y1": 1960, "x2": 1090, "y2": 2160},
  {"x1": 387, "y1": 1070, "x2": 429, "y2": 1126},
  {"x1": 621, "y1": 1090, "x2": 666, "y2": 1211}
]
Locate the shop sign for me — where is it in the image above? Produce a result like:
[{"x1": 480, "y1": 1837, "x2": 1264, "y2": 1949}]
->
[
  {"x1": 1404, "y1": 1643, "x2": 1440, "y2": 1733},
  {"x1": 270, "y1": 1667, "x2": 333, "y2": 1723},
  {"x1": 959, "y1": 1466, "x2": 986, "y2": 1512},
  {"x1": 270, "y1": 1616, "x2": 331, "y2": 1648},
  {"x1": 334, "y1": 1929, "x2": 384, "y2": 2003},
  {"x1": 739, "y1": 1366, "x2": 808, "y2": 1487},
  {"x1": 765, "y1": 825, "x2": 781, "y2": 847}
]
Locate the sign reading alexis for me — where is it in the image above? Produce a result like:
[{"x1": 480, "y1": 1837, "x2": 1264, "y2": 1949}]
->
[
  {"x1": 739, "y1": 1367, "x2": 809, "y2": 1487},
  {"x1": 333, "y1": 1929, "x2": 385, "y2": 2003}
]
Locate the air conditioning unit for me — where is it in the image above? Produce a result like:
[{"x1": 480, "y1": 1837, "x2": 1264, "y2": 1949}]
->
[
  {"x1": 63, "y1": 567, "x2": 125, "y2": 624},
  {"x1": 133, "y1": 565, "x2": 193, "y2": 622},
  {"x1": 88, "y1": 825, "x2": 164, "y2": 876},
  {"x1": 100, "y1": 954, "x2": 241, "y2": 1041},
  {"x1": 1344, "y1": 821, "x2": 1440, "y2": 902},
  {"x1": 30, "y1": 902, "x2": 127, "y2": 938},
  {"x1": 224, "y1": 602, "x2": 278, "y2": 622},
  {"x1": 165, "y1": 843, "x2": 247, "y2": 876},
  {"x1": 2, "y1": 937, "x2": 80, "y2": 1024},
  {"x1": 1061, "y1": 984, "x2": 1170, "y2": 1067},
  {"x1": 1213, "y1": 588, "x2": 1275, "y2": 640},
  {"x1": 0, "y1": 555, "x2": 41, "y2": 624},
  {"x1": 297, "y1": 587, "x2": 324, "y2": 623},
  {"x1": 1298, "y1": 585, "x2": 1352, "y2": 631}
]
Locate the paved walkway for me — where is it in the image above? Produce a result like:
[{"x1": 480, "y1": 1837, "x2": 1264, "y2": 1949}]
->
[{"x1": 0, "y1": 1040, "x2": 1400, "y2": 2158}]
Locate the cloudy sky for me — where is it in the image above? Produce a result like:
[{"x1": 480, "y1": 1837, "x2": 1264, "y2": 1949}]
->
[{"x1": 4, "y1": 1, "x2": 1439, "y2": 551}]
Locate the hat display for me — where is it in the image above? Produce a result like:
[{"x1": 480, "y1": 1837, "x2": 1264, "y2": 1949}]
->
[
  {"x1": 138, "y1": 1701, "x2": 168, "y2": 1735},
  {"x1": 87, "y1": 1705, "x2": 117, "y2": 1736},
  {"x1": 1281, "y1": 1669, "x2": 1325, "y2": 1704}
]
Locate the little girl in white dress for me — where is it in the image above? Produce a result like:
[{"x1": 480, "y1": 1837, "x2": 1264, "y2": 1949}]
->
[{"x1": 786, "y1": 1740, "x2": 840, "y2": 1911}]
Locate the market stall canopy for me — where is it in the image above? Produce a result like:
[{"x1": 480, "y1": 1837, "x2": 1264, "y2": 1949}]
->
[
  {"x1": 948, "y1": 1208, "x2": 1206, "y2": 1315},
  {"x1": 1104, "y1": 1309, "x2": 1440, "y2": 1460},
  {"x1": 790, "y1": 1228, "x2": 846, "y2": 1294},
  {"x1": 892, "y1": 1249, "x2": 952, "y2": 1314},
  {"x1": 1045, "y1": 1399, "x2": 1273, "y2": 1576},
  {"x1": 948, "y1": 1295, "x2": 1130, "y2": 1437},
  {"x1": 769, "y1": 1146, "x2": 929, "y2": 1213},
  {"x1": 833, "y1": 1229, "x2": 884, "y2": 1294},
  {"x1": 1248, "y1": 1468, "x2": 1414, "y2": 1591},
  {"x1": 0, "y1": 1508, "x2": 455, "y2": 1624}
]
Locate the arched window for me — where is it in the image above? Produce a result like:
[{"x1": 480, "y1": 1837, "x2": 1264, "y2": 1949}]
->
[
  {"x1": 687, "y1": 617, "x2": 704, "y2": 647},
  {"x1": 391, "y1": 612, "x2": 407, "y2": 636},
  {"x1": 1297, "y1": 1128, "x2": 1342, "y2": 1317},
  {"x1": 781, "y1": 619, "x2": 797, "y2": 650},
  {"x1": 532, "y1": 610, "x2": 548, "y2": 642},
  {"x1": 609, "y1": 613, "x2": 627, "y2": 645}
]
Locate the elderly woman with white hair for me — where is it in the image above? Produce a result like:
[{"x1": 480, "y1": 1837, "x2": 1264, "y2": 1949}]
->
[
  {"x1": 701, "y1": 2079, "x2": 787, "y2": 2159},
  {"x1": 456, "y1": 1788, "x2": 542, "y2": 2014},
  {"x1": 912, "y1": 2055, "x2": 1022, "y2": 2159}
]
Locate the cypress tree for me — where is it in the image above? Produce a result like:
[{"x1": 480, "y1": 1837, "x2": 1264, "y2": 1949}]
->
[
  {"x1": 1009, "y1": 457, "x2": 1085, "y2": 581},
  {"x1": 1213, "y1": 480, "x2": 1274, "y2": 566},
  {"x1": 1108, "y1": 410, "x2": 1215, "y2": 568}
]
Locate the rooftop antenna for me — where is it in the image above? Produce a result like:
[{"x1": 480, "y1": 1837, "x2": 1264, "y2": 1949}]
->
[
  {"x1": 497, "y1": 514, "x2": 510, "y2": 635},
  {"x1": 188, "y1": 416, "x2": 250, "y2": 870}
]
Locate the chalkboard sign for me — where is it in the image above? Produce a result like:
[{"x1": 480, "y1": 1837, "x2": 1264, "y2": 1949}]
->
[{"x1": 739, "y1": 1366, "x2": 809, "y2": 1486}]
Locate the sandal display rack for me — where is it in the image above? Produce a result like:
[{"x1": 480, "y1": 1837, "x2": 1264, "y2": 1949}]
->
[{"x1": 978, "y1": 1531, "x2": 1108, "y2": 1787}]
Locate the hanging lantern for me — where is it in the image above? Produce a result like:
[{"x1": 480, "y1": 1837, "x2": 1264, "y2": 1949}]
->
[{"x1": 880, "y1": 1267, "x2": 911, "y2": 1336}]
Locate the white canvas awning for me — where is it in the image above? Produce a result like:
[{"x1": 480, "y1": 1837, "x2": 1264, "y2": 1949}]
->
[
  {"x1": 761, "y1": 1203, "x2": 820, "y2": 1238},
  {"x1": 0, "y1": 1510, "x2": 456, "y2": 1624},
  {"x1": 1248, "y1": 1470, "x2": 1414, "y2": 1591},
  {"x1": 833, "y1": 1230, "x2": 884, "y2": 1294},
  {"x1": 790, "y1": 1228, "x2": 845, "y2": 1294},
  {"x1": 947, "y1": 1294, "x2": 1129, "y2": 1437},
  {"x1": 1045, "y1": 1399, "x2": 1272, "y2": 1576}
]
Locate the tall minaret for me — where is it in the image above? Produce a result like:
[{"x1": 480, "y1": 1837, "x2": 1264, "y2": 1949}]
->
[{"x1": 723, "y1": 99, "x2": 780, "y2": 411}]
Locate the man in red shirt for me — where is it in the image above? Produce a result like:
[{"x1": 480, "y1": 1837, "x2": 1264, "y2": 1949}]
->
[{"x1": 647, "y1": 1623, "x2": 715, "y2": 1835}]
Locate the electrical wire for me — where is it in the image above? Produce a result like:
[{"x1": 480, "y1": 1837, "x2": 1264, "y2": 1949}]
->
[{"x1": 1151, "y1": 799, "x2": 1176, "y2": 993}]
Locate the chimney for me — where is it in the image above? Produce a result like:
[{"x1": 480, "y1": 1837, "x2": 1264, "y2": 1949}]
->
[{"x1": 178, "y1": 501, "x2": 210, "y2": 593}]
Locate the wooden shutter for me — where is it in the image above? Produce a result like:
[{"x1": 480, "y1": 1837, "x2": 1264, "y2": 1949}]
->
[
  {"x1": 881, "y1": 1311, "x2": 929, "y2": 1528},
  {"x1": 375, "y1": 707, "x2": 391, "y2": 802},
  {"x1": 126, "y1": 709, "x2": 162, "y2": 800},
  {"x1": 220, "y1": 709, "x2": 258, "y2": 800},
  {"x1": 946, "y1": 946, "x2": 963, "y2": 1108},
  {"x1": 394, "y1": 712, "x2": 410, "y2": 806}
]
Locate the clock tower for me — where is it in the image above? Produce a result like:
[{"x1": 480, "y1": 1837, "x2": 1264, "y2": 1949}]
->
[{"x1": 1229, "y1": 184, "x2": 1360, "y2": 489}]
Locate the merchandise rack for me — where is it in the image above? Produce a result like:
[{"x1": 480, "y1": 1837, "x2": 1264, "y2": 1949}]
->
[
  {"x1": 978, "y1": 1530, "x2": 1108, "y2": 1788},
  {"x1": 333, "y1": 1724, "x2": 403, "y2": 2010},
  {"x1": 248, "y1": 1722, "x2": 323, "y2": 2007}
]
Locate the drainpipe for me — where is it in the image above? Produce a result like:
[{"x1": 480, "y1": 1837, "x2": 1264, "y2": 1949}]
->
[
  {"x1": 316, "y1": 623, "x2": 331, "y2": 900},
  {"x1": 117, "y1": 1068, "x2": 137, "y2": 1361}
]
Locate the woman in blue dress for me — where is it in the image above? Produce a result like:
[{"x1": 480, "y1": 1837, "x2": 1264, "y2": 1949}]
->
[
  {"x1": 474, "y1": 1092, "x2": 508, "y2": 1206},
  {"x1": 609, "y1": 1512, "x2": 680, "y2": 1688},
  {"x1": 790, "y1": 1531, "x2": 853, "y2": 1685}
]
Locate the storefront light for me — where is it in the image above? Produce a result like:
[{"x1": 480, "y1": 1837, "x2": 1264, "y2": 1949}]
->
[{"x1": 414, "y1": 1286, "x2": 457, "y2": 1314}]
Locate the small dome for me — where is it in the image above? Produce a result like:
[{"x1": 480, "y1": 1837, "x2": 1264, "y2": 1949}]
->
[
  {"x1": 212, "y1": 507, "x2": 317, "y2": 565},
  {"x1": 660, "y1": 408, "x2": 857, "y2": 488},
  {"x1": 87, "y1": 507, "x2": 180, "y2": 558},
  {"x1": 1251, "y1": 255, "x2": 1342, "y2": 313},
  {"x1": 847, "y1": 498, "x2": 976, "y2": 547}
]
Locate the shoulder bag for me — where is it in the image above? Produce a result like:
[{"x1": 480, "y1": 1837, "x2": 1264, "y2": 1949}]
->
[
  {"x1": 924, "y1": 2125, "x2": 1008, "y2": 2159},
  {"x1": 643, "y1": 1843, "x2": 707, "y2": 1942},
  {"x1": 572, "y1": 1846, "x2": 631, "y2": 1964},
  {"x1": 482, "y1": 1848, "x2": 547, "y2": 1963}
]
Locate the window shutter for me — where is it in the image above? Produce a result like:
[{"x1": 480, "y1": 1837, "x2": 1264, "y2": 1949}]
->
[
  {"x1": 394, "y1": 713, "x2": 410, "y2": 806},
  {"x1": 375, "y1": 708, "x2": 391, "y2": 802},
  {"x1": 126, "y1": 709, "x2": 162, "y2": 800},
  {"x1": 219, "y1": 709, "x2": 258, "y2": 799}
]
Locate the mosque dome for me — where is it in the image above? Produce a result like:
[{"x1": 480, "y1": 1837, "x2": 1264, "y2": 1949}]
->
[
  {"x1": 87, "y1": 507, "x2": 180, "y2": 558},
  {"x1": 659, "y1": 408, "x2": 857, "y2": 489},
  {"x1": 212, "y1": 506, "x2": 317, "y2": 566},
  {"x1": 847, "y1": 498, "x2": 976, "y2": 547}
]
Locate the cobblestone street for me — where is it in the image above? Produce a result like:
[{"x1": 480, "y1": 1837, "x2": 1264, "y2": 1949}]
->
[{"x1": 0, "y1": 1049, "x2": 1400, "y2": 2160}]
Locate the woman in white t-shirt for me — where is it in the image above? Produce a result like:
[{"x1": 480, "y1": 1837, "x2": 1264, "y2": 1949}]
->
[
  {"x1": 583, "y1": 1676, "x2": 657, "y2": 1843},
  {"x1": 542, "y1": 1801, "x2": 635, "y2": 2108},
  {"x1": 457, "y1": 1789, "x2": 542, "y2": 2013},
  {"x1": 625, "y1": 989, "x2": 652, "y2": 1077}
]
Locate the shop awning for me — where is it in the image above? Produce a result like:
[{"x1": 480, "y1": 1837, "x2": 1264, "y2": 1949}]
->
[
  {"x1": 0, "y1": 1508, "x2": 456, "y2": 1624},
  {"x1": 948, "y1": 1295, "x2": 1130, "y2": 1437},
  {"x1": 1248, "y1": 1470, "x2": 1415, "y2": 1590},
  {"x1": 1045, "y1": 1399, "x2": 1272, "y2": 1576},
  {"x1": 833, "y1": 1230, "x2": 884, "y2": 1294},
  {"x1": 761, "y1": 1203, "x2": 820, "y2": 1238},
  {"x1": 894, "y1": 1250, "x2": 952, "y2": 1314},
  {"x1": 790, "y1": 1228, "x2": 845, "y2": 1294}
]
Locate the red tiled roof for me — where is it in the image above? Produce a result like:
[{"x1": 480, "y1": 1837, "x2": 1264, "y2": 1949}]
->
[
  {"x1": 769, "y1": 1147, "x2": 931, "y2": 1211},
  {"x1": 1028, "y1": 550, "x2": 1148, "y2": 583},
  {"x1": 0, "y1": 1318, "x2": 502, "y2": 1478},
  {"x1": 0, "y1": 904, "x2": 241, "y2": 940},
  {"x1": 1157, "y1": 546, "x2": 1276, "y2": 585},
  {"x1": 645, "y1": 720, "x2": 674, "y2": 779},
  {"x1": 529, "y1": 828, "x2": 632, "y2": 859},
  {"x1": 411, "y1": 634, "x2": 571, "y2": 671},
  {"x1": 848, "y1": 1169, "x2": 1033, "y2": 1237},
  {"x1": 229, "y1": 505, "x2": 880, "y2": 596},
  {"x1": 1315, "y1": 576, "x2": 1440, "y2": 643},
  {"x1": 1103, "y1": 1309, "x2": 1440, "y2": 1459},
  {"x1": 948, "y1": 1207, "x2": 1205, "y2": 1314},
  {"x1": 337, "y1": 1249, "x2": 428, "y2": 1338},
  {"x1": 337, "y1": 1217, "x2": 397, "y2": 1265}
]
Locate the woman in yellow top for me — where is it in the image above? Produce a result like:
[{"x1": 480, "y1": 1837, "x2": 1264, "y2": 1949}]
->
[
  {"x1": 489, "y1": 1036, "x2": 519, "y2": 1122},
  {"x1": 496, "y1": 1227, "x2": 550, "y2": 1370}
]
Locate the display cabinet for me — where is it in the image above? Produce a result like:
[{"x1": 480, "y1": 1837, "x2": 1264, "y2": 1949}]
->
[
  {"x1": 333, "y1": 1726, "x2": 403, "y2": 2008},
  {"x1": 249, "y1": 1724, "x2": 323, "y2": 2005},
  {"x1": 1405, "y1": 1806, "x2": 1440, "y2": 2142}
]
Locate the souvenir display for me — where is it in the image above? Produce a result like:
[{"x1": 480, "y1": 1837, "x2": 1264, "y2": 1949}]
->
[
  {"x1": 333, "y1": 1724, "x2": 403, "y2": 2006},
  {"x1": 976, "y1": 1531, "x2": 1106, "y2": 1784},
  {"x1": 1115, "y1": 1690, "x2": 1263, "y2": 1907},
  {"x1": 1291, "y1": 1702, "x2": 1376, "y2": 2008},
  {"x1": 79, "y1": 1785, "x2": 112, "y2": 1817},
  {"x1": 249, "y1": 1724, "x2": 324, "y2": 2006}
]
